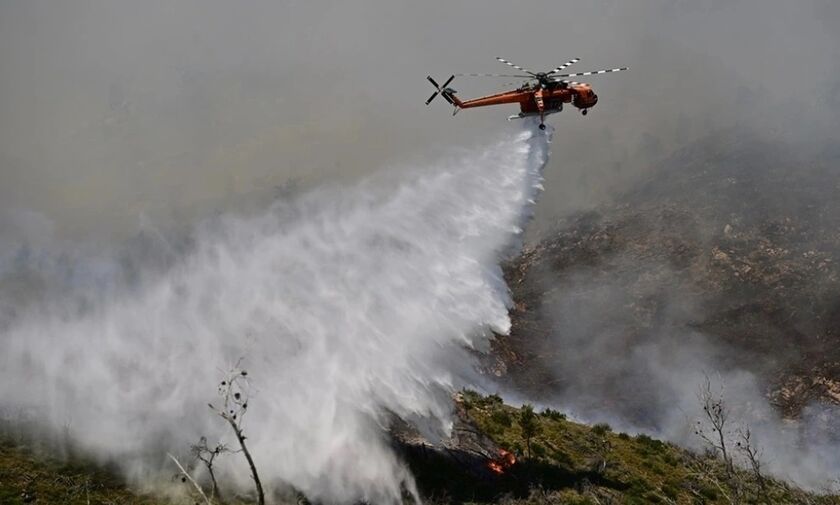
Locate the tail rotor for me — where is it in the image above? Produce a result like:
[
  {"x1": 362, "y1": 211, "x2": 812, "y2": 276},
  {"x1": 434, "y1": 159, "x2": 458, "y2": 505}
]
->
[{"x1": 425, "y1": 75, "x2": 456, "y2": 105}]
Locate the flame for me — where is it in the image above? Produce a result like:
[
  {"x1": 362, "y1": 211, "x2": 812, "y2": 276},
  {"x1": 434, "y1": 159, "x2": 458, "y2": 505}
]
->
[{"x1": 487, "y1": 449, "x2": 516, "y2": 475}]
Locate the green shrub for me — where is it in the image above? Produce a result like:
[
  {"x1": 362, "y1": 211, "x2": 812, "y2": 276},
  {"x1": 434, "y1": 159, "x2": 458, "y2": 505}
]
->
[
  {"x1": 662, "y1": 483, "x2": 680, "y2": 500},
  {"x1": 459, "y1": 389, "x2": 481, "y2": 409},
  {"x1": 490, "y1": 409, "x2": 512, "y2": 428},
  {"x1": 699, "y1": 484, "x2": 718, "y2": 500},
  {"x1": 627, "y1": 477, "x2": 654, "y2": 498},
  {"x1": 660, "y1": 452, "x2": 678, "y2": 466},
  {"x1": 636, "y1": 433, "x2": 665, "y2": 451},
  {"x1": 644, "y1": 491, "x2": 663, "y2": 503},
  {"x1": 592, "y1": 423, "x2": 612, "y2": 435},
  {"x1": 484, "y1": 422, "x2": 503, "y2": 436},
  {"x1": 487, "y1": 393, "x2": 504, "y2": 405},
  {"x1": 618, "y1": 432, "x2": 630, "y2": 440},
  {"x1": 541, "y1": 408, "x2": 566, "y2": 421}
]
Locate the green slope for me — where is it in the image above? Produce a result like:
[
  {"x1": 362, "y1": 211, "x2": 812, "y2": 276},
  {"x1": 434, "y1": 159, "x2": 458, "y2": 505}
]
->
[
  {"x1": 407, "y1": 392, "x2": 840, "y2": 505},
  {"x1": 2, "y1": 394, "x2": 838, "y2": 504},
  {"x1": 0, "y1": 438, "x2": 159, "y2": 505}
]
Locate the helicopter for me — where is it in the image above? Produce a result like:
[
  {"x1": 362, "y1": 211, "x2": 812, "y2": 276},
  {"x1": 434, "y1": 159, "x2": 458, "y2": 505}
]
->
[{"x1": 426, "y1": 57, "x2": 627, "y2": 130}]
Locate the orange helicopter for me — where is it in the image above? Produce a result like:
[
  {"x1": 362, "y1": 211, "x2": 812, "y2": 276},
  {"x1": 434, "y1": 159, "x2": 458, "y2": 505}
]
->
[{"x1": 426, "y1": 57, "x2": 627, "y2": 130}]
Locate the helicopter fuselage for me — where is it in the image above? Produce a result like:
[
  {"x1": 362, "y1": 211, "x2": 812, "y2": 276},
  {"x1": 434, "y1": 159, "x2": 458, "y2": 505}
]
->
[
  {"x1": 426, "y1": 57, "x2": 623, "y2": 128},
  {"x1": 450, "y1": 81, "x2": 598, "y2": 116}
]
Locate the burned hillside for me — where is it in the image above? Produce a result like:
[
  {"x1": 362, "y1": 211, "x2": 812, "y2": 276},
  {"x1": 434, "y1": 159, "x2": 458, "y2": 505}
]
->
[{"x1": 493, "y1": 130, "x2": 840, "y2": 423}]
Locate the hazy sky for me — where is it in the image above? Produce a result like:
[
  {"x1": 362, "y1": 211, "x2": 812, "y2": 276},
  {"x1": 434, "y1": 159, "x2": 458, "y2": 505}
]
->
[{"x1": 1, "y1": 0, "x2": 838, "y2": 240}]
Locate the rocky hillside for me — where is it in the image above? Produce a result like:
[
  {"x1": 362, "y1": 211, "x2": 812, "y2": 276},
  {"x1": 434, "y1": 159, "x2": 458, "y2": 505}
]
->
[{"x1": 493, "y1": 131, "x2": 840, "y2": 419}]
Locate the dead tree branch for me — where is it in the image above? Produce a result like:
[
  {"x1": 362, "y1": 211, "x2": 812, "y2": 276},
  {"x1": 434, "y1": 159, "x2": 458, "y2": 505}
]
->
[
  {"x1": 167, "y1": 452, "x2": 211, "y2": 505},
  {"x1": 695, "y1": 374, "x2": 735, "y2": 478},
  {"x1": 209, "y1": 362, "x2": 265, "y2": 505},
  {"x1": 736, "y1": 427, "x2": 767, "y2": 497},
  {"x1": 191, "y1": 436, "x2": 230, "y2": 501}
]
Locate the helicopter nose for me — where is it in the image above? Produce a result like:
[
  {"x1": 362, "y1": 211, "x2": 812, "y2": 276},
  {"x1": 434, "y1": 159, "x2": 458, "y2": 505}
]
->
[{"x1": 573, "y1": 91, "x2": 598, "y2": 109}]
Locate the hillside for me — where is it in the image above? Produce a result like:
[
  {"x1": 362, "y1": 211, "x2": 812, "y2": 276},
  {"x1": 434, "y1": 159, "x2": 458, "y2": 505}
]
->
[
  {"x1": 3, "y1": 133, "x2": 840, "y2": 504},
  {"x1": 492, "y1": 131, "x2": 840, "y2": 420},
  {"x1": 404, "y1": 392, "x2": 839, "y2": 504},
  {"x1": 3, "y1": 393, "x2": 838, "y2": 504},
  {"x1": 0, "y1": 438, "x2": 157, "y2": 504}
]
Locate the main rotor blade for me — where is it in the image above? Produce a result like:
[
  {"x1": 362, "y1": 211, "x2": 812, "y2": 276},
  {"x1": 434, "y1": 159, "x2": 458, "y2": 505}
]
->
[
  {"x1": 455, "y1": 73, "x2": 533, "y2": 78},
  {"x1": 425, "y1": 91, "x2": 440, "y2": 105},
  {"x1": 552, "y1": 67, "x2": 628, "y2": 78},
  {"x1": 427, "y1": 76, "x2": 441, "y2": 89},
  {"x1": 441, "y1": 75, "x2": 455, "y2": 88},
  {"x1": 496, "y1": 57, "x2": 536, "y2": 76},
  {"x1": 548, "y1": 57, "x2": 581, "y2": 74}
]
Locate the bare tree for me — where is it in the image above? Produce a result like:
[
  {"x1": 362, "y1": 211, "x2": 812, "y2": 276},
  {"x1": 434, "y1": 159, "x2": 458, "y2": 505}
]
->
[
  {"x1": 209, "y1": 362, "x2": 265, "y2": 505},
  {"x1": 695, "y1": 374, "x2": 735, "y2": 478},
  {"x1": 191, "y1": 436, "x2": 230, "y2": 502},
  {"x1": 736, "y1": 427, "x2": 767, "y2": 498}
]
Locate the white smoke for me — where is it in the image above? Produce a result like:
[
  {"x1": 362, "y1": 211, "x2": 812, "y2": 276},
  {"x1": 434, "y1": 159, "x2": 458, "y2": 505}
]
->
[{"x1": 0, "y1": 123, "x2": 550, "y2": 504}]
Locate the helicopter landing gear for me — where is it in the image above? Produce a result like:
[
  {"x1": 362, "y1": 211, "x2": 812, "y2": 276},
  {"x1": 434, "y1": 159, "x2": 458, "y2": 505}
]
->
[
  {"x1": 581, "y1": 109, "x2": 588, "y2": 116},
  {"x1": 539, "y1": 123, "x2": 546, "y2": 130}
]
